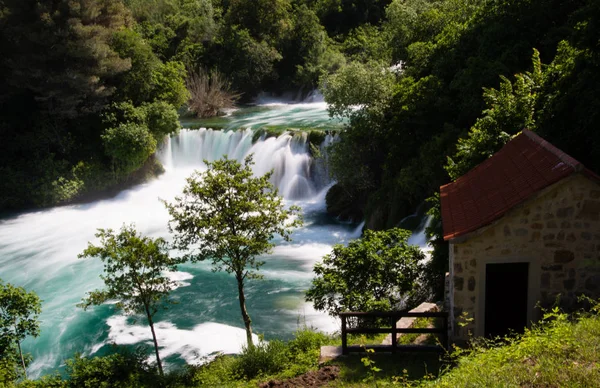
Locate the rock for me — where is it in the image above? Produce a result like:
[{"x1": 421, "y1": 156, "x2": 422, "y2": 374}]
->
[{"x1": 554, "y1": 250, "x2": 575, "y2": 264}]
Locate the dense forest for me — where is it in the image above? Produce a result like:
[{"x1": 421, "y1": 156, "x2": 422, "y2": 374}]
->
[
  {"x1": 0, "y1": 0, "x2": 598, "y2": 290},
  {"x1": 0, "y1": 0, "x2": 388, "y2": 211},
  {"x1": 3, "y1": 0, "x2": 599, "y2": 300},
  {"x1": 2, "y1": 0, "x2": 598, "y2": 230}
]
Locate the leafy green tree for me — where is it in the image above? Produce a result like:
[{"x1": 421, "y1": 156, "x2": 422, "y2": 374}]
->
[
  {"x1": 445, "y1": 49, "x2": 543, "y2": 180},
  {"x1": 143, "y1": 101, "x2": 181, "y2": 139},
  {"x1": 225, "y1": 0, "x2": 293, "y2": 45},
  {"x1": 164, "y1": 156, "x2": 302, "y2": 347},
  {"x1": 216, "y1": 26, "x2": 282, "y2": 96},
  {"x1": 64, "y1": 351, "x2": 153, "y2": 388},
  {"x1": 0, "y1": 0, "x2": 132, "y2": 118},
  {"x1": 103, "y1": 100, "x2": 181, "y2": 140},
  {"x1": 306, "y1": 228, "x2": 424, "y2": 316},
  {"x1": 102, "y1": 123, "x2": 157, "y2": 176},
  {"x1": 109, "y1": 29, "x2": 188, "y2": 108},
  {"x1": 0, "y1": 280, "x2": 42, "y2": 380},
  {"x1": 321, "y1": 60, "x2": 395, "y2": 119},
  {"x1": 277, "y1": 4, "x2": 343, "y2": 89},
  {"x1": 311, "y1": 0, "x2": 391, "y2": 36},
  {"x1": 78, "y1": 225, "x2": 183, "y2": 377}
]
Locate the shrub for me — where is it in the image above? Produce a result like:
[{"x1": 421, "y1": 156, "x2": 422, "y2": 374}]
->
[
  {"x1": 142, "y1": 100, "x2": 181, "y2": 138},
  {"x1": 64, "y1": 352, "x2": 153, "y2": 388},
  {"x1": 234, "y1": 340, "x2": 289, "y2": 379},
  {"x1": 186, "y1": 68, "x2": 241, "y2": 118},
  {"x1": 102, "y1": 123, "x2": 157, "y2": 175}
]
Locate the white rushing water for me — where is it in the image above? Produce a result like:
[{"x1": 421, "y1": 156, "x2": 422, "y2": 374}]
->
[
  {"x1": 0, "y1": 103, "x2": 358, "y2": 378},
  {"x1": 1, "y1": 101, "x2": 431, "y2": 378}
]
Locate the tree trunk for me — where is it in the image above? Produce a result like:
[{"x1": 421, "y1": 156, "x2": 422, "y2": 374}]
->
[
  {"x1": 236, "y1": 274, "x2": 254, "y2": 347},
  {"x1": 145, "y1": 305, "x2": 164, "y2": 377},
  {"x1": 17, "y1": 340, "x2": 27, "y2": 379}
]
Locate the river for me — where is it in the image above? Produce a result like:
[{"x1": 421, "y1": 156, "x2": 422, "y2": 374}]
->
[
  {"x1": 0, "y1": 100, "x2": 357, "y2": 377},
  {"x1": 0, "y1": 99, "x2": 428, "y2": 378}
]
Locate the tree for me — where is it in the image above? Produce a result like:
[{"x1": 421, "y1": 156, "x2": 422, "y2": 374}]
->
[
  {"x1": 0, "y1": 279, "x2": 42, "y2": 380},
  {"x1": 445, "y1": 49, "x2": 543, "y2": 180},
  {"x1": 101, "y1": 123, "x2": 157, "y2": 176},
  {"x1": 306, "y1": 228, "x2": 424, "y2": 317},
  {"x1": 164, "y1": 155, "x2": 302, "y2": 347},
  {"x1": 321, "y1": 60, "x2": 395, "y2": 119},
  {"x1": 78, "y1": 225, "x2": 182, "y2": 377}
]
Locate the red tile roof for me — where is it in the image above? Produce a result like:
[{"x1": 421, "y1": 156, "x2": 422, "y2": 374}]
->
[{"x1": 441, "y1": 130, "x2": 587, "y2": 241}]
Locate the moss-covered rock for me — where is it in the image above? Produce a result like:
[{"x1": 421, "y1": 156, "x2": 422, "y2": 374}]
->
[
  {"x1": 307, "y1": 130, "x2": 327, "y2": 147},
  {"x1": 252, "y1": 127, "x2": 285, "y2": 143}
]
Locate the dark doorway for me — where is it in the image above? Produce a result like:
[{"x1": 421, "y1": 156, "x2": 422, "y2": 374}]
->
[{"x1": 485, "y1": 262, "x2": 529, "y2": 337}]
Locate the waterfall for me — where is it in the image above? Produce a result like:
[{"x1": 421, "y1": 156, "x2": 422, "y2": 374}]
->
[
  {"x1": 158, "y1": 128, "x2": 334, "y2": 200},
  {"x1": 0, "y1": 102, "x2": 358, "y2": 378}
]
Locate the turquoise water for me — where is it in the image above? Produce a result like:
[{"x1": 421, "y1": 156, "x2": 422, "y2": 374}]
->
[
  {"x1": 0, "y1": 102, "x2": 361, "y2": 377},
  {"x1": 180, "y1": 101, "x2": 344, "y2": 131}
]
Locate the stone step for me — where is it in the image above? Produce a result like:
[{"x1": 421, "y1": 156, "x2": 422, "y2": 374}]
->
[{"x1": 381, "y1": 302, "x2": 439, "y2": 345}]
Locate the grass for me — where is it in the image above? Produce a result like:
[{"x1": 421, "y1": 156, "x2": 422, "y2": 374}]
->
[
  {"x1": 427, "y1": 309, "x2": 600, "y2": 387},
  {"x1": 398, "y1": 317, "x2": 440, "y2": 346},
  {"x1": 328, "y1": 352, "x2": 443, "y2": 387},
  {"x1": 14, "y1": 308, "x2": 600, "y2": 387}
]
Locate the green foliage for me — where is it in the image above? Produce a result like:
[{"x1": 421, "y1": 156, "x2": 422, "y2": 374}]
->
[
  {"x1": 0, "y1": 0, "x2": 186, "y2": 212},
  {"x1": 62, "y1": 352, "x2": 152, "y2": 388},
  {"x1": 225, "y1": 0, "x2": 293, "y2": 45},
  {"x1": 184, "y1": 328, "x2": 332, "y2": 386},
  {"x1": 311, "y1": 0, "x2": 391, "y2": 36},
  {"x1": 101, "y1": 123, "x2": 157, "y2": 176},
  {"x1": 104, "y1": 101, "x2": 181, "y2": 140},
  {"x1": 432, "y1": 307, "x2": 600, "y2": 387},
  {"x1": 340, "y1": 24, "x2": 391, "y2": 64},
  {"x1": 234, "y1": 340, "x2": 289, "y2": 379},
  {"x1": 360, "y1": 348, "x2": 382, "y2": 384},
  {"x1": 142, "y1": 101, "x2": 182, "y2": 138},
  {"x1": 321, "y1": 60, "x2": 395, "y2": 119},
  {"x1": 110, "y1": 28, "x2": 162, "y2": 105},
  {"x1": 110, "y1": 29, "x2": 188, "y2": 108},
  {"x1": 423, "y1": 193, "x2": 449, "y2": 302},
  {"x1": 78, "y1": 225, "x2": 183, "y2": 376},
  {"x1": 0, "y1": 280, "x2": 42, "y2": 381},
  {"x1": 0, "y1": 0, "x2": 132, "y2": 118},
  {"x1": 445, "y1": 49, "x2": 543, "y2": 180},
  {"x1": 306, "y1": 228, "x2": 424, "y2": 316},
  {"x1": 217, "y1": 26, "x2": 282, "y2": 96},
  {"x1": 281, "y1": 4, "x2": 345, "y2": 89},
  {"x1": 150, "y1": 61, "x2": 190, "y2": 108},
  {"x1": 164, "y1": 155, "x2": 302, "y2": 346}
]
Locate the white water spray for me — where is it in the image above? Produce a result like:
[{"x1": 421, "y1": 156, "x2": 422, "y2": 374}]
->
[{"x1": 0, "y1": 103, "x2": 354, "y2": 378}]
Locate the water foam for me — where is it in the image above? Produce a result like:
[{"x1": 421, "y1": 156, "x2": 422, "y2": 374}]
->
[
  {"x1": 105, "y1": 316, "x2": 260, "y2": 365},
  {"x1": 0, "y1": 102, "x2": 359, "y2": 378}
]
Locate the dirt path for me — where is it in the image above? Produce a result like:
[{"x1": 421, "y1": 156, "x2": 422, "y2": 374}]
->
[{"x1": 258, "y1": 365, "x2": 340, "y2": 387}]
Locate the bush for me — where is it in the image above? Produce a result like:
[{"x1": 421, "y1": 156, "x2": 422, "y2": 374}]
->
[
  {"x1": 234, "y1": 340, "x2": 289, "y2": 379},
  {"x1": 64, "y1": 352, "x2": 153, "y2": 388},
  {"x1": 102, "y1": 123, "x2": 157, "y2": 175},
  {"x1": 186, "y1": 68, "x2": 241, "y2": 118},
  {"x1": 288, "y1": 329, "x2": 330, "y2": 355},
  {"x1": 142, "y1": 100, "x2": 181, "y2": 138}
]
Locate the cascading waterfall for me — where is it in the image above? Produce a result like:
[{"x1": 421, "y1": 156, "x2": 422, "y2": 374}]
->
[
  {"x1": 159, "y1": 128, "x2": 335, "y2": 199},
  {"x1": 0, "y1": 102, "x2": 358, "y2": 379}
]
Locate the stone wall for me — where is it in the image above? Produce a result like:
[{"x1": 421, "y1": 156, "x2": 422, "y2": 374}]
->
[{"x1": 450, "y1": 173, "x2": 600, "y2": 341}]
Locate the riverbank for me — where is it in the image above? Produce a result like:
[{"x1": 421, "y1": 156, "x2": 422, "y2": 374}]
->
[{"x1": 13, "y1": 305, "x2": 599, "y2": 387}]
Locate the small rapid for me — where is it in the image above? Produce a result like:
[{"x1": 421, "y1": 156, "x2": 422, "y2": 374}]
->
[{"x1": 0, "y1": 102, "x2": 356, "y2": 378}]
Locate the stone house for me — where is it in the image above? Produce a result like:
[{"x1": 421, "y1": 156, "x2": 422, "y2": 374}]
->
[{"x1": 440, "y1": 130, "x2": 600, "y2": 341}]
